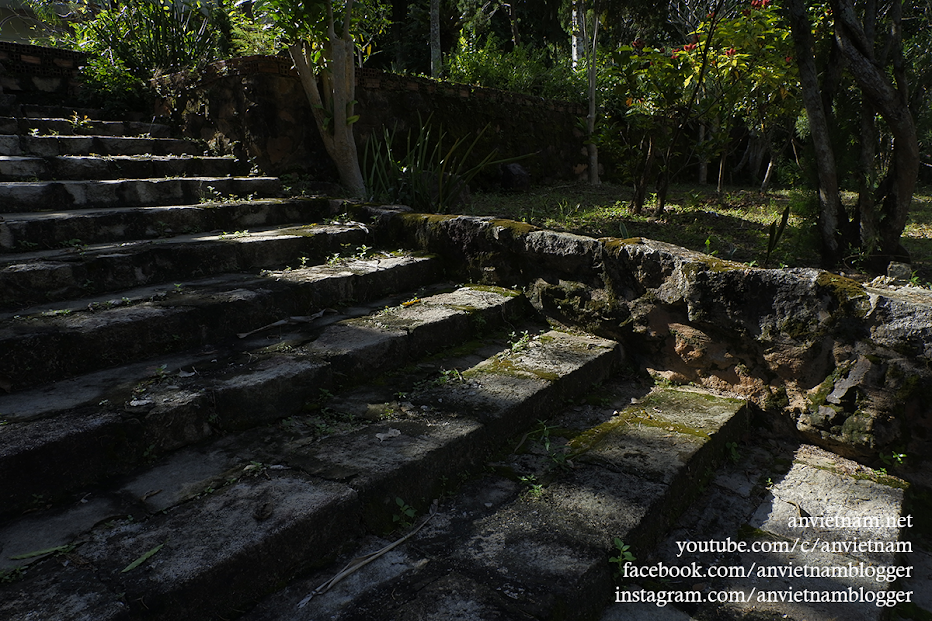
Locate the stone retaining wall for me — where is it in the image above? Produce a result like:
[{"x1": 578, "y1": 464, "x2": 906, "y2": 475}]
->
[
  {"x1": 368, "y1": 209, "x2": 932, "y2": 469},
  {"x1": 156, "y1": 56, "x2": 589, "y2": 184},
  {"x1": 0, "y1": 41, "x2": 85, "y2": 103}
]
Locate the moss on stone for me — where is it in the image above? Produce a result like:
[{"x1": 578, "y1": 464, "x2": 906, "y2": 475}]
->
[
  {"x1": 566, "y1": 414, "x2": 631, "y2": 455},
  {"x1": 807, "y1": 364, "x2": 849, "y2": 413},
  {"x1": 487, "y1": 218, "x2": 538, "y2": 236},
  {"x1": 815, "y1": 272, "x2": 868, "y2": 303},
  {"x1": 601, "y1": 237, "x2": 644, "y2": 254},
  {"x1": 397, "y1": 212, "x2": 458, "y2": 226},
  {"x1": 894, "y1": 373, "x2": 923, "y2": 403},
  {"x1": 762, "y1": 385, "x2": 790, "y2": 411},
  {"x1": 465, "y1": 284, "x2": 521, "y2": 297},
  {"x1": 628, "y1": 414, "x2": 712, "y2": 438},
  {"x1": 850, "y1": 471, "x2": 910, "y2": 490},
  {"x1": 681, "y1": 255, "x2": 746, "y2": 280},
  {"x1": 462, "y1": 357, "x2": 560, "y2": 382}
]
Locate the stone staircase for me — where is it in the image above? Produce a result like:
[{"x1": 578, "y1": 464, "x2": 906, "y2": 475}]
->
[{"x1": 0, "y1": 104, "x2": 917, "y2": 621}]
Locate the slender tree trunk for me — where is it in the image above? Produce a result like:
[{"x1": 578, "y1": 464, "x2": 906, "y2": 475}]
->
[
  {"x1": 654, "y1": 0, "x2": 725, "y2": 215},
  {"x1": 429, "y1": 0, "x2": 441, "y2": 77},
  {"x1": 632, "y1": 135, "x2": 655, "y2": 215},
  {"x1": 571, "y1": 1, "x2": 580, "y2": 69},
  {"x1": 698, "y1": 123, "x2": 708, "y2": 184},
  {"x1": 392, "y1": 0, "x2": 408, "y2": 68},
  {"x1": 508, "y1": 1, "x2": 520, "y2": 47},
  {"x1": 581, "y1": 0, "x2": 600, "y2": 185},
  {"x1": 787, "y1": 0, "x2": 844, "y2": 266},
  {"x1": 717, "y1": 148, "x2": 726, "y2": 193},
  {"x1": 761, "y1": 155, "x2": 775, "y2": 192},
  {"x1": 289, "y1": 0, "x2": 365, "y2": 198}
]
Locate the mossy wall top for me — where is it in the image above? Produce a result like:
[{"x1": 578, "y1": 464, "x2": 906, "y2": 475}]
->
[{"x1": 157, "y1": 56, "x2": 589, "y2": 183}]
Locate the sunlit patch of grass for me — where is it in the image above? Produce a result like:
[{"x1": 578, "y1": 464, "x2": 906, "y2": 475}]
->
[
  {"x1": 901, "y1": 189, "x2": 932, "y2": 280},
  {"x1": 466, "y1": 183, "x2": 824, "y2": 268}
]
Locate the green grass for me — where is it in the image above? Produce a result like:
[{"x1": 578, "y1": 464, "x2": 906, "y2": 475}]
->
[{"x1": 464, "y1": 183, "x2": 932, "y2": 280}]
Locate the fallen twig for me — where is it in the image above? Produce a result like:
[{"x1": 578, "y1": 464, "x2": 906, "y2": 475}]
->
[
  {"x1": 296, "y1": 500, "x2": 439, "y2": 608},
  {"x1": 237, "y1": 309, "x2": 329, "y2": 339}
]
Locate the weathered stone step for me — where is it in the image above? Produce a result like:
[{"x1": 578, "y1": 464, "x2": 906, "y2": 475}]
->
[
  {"x1": 631, "y1": 442, "x2": 909, "y2": 621},
  {"x1": 0, "y1": 326, "x2": 618, "y2": 621},
  {"x1": 0, "y1": 176, "x2": 281, "y2": 212},
  {"x1": 0, "y1": 117, "x2": 172, "y2": 138},
  {"x1": 0, "y1": 278, "x2": 512, "y2": 517},
  {"x1": 0, "y1": 221, "x2": 375, "y2": 309},
  {"x1": 0, "y1": 284, "x2": 528, "y2": 522},
  {"x1": 241, "y1": 385, "x2": 750, "y2": 621},
  {"x1": 11, "y1": 104, "x2": 147, "y2": 122},
  {"x1": 0, "y1": 134, "x2": 201, "y2": 157},
  {"x1": 0, "y1": 197, "x2": 338, "y2": 252},
  {"x1": 0, "y1": 153, "x2": 244, "y2": 181},
  {"x1": 0, "y1": 252, "x2": 439, "y2": 390}
]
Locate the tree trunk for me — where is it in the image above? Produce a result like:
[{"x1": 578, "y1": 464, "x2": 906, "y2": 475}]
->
[
  {"x1": 698, "y1": 123, "x2": 708, "y2": 184},
  {"x1": 787, "y1": 0, "x2": 845, "y2": 266},
  {"x1": 571, "y1": 1, "x2": 580, "y2": 69},
  {"x1": 429, "y1": 0, "x2": 441, "y2": 77},
  {"x1": 288, "y1": 0, "x2": 365, "y2": 198},
  {"x1": 392, "y1": 0, "x2": 408, "y2": 68},
  {"x1": 632, "y1": 135, "x2": 655, "y2": 215},
  {"x1": 832, "y1": 0, "x2": 918, "y2": 265},
  {"x1": 761, "y1": 155, "x2": 775, "y2": 192},
  {"x1": 582, "y1": 0, "x2": 600, "y2": 185}
]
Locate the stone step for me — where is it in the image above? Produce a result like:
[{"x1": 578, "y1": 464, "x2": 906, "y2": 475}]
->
[
  {"x1": 0, "y1": 117, "x2": 173, "y2": 138},
  {"x1": 0, "y1": 252, "x2": 441, "y2": 390},
  {"x1": 0, "y1": 305, "x2": 614, "y2": 621},
  {"x1": 0, "y1": 197, "x2": 339, "y2": 253},
  {"x1": 0, "y1": 307, "x2": 618, "y2": 619},
  {"x1": 0, "y1": 221, "x2": 378, "y2": 309},
  {"x1": 240, "y1": 385, "x2": 751, "y2": 621},
  {"x1": 0, "y1": 134, "x2": 202, "y2": 157},
  {"x1": 0, "y1": 176, "x2": 282, "y2": 212},
  {"x1": 0, "y1": 283, "x2": 527, "y2": 521},
  {"x1": 0, "y1": 154, "x2": 245, "y2": 181},
  {"x1": 626, "y1": 442, "x2": 909, "y2": 621},
  {"x1": 7, "y1": 104, "x2": 143, "y2": 122}
]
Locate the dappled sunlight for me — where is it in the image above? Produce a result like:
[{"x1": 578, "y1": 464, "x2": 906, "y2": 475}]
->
[{"x1": 467, "y1": 183, "x2": 823, "y2": 267}]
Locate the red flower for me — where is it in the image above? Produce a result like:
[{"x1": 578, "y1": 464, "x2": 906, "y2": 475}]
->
[{"x1": 726, "y1": 47, "x2": 736, "y2": 56}]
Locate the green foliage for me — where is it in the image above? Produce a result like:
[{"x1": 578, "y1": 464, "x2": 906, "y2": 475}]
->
[
  {"x1": 364, "y1": 117, "x2": 513, "y2": 213},
  {"x1": 609, "y1": 537, "x2": 636, "y2": 572},
  {"x1": 77, "y1": 56, "x2": 150, "y2": 111},
  {"x1": 445, "y1": 35, "x2": 584, "y2": 103},
  {"x1": 392, "y1": 496, "x2": 416, "y2": 529},
  {"x1": 726, "y1": 441, "x2": 740, "y2": 464},
  {"x1": 31, "y1": 1, "x2": 231, "y2": 79},
  {"x1": 228, "y1": 7, "x2": 285, "y2": 56},
  {"x1": 880, "y1": 451, "x2": 907, "y2": 467},
  {"x1": 764, "y1": 203, "x2": 790, "y2": 267},
  {"x1": 251, "y1": 0, "x2": 389, "y2": 57},
  {"x1": 606, "y1": 1, "x2": 798, "y2": 186}
]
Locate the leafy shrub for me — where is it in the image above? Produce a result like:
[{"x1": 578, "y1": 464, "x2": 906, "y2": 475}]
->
[
  {"x1": 29, "y1": 0, "x2": 231, "y2": 79},
  {"x1": 77, "y1": 56, "x2": 151, "y2": 111},
  {"x1": 364, "y1": 118, "x2": 515, "y2": 213},
  {"x1": 445, "y1": 36, "x2": 584, "y2": 103},
  {"x1": 228, "y1": 9, "x2": 285, "y2": 56}
]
